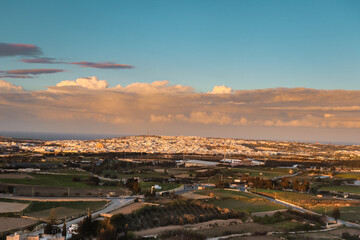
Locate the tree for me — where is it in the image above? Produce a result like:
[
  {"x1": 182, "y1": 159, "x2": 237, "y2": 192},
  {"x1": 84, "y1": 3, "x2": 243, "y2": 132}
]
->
[
  {"x1": 62, "y1": 220, "x2": 67, "y2": 238},
  {"x1": 333, "y1": 206, "x2": 340, "y2": 222},
  {"x1": 110, "y1": 214, "x2": 128, "y2": 233},
  {"x1": 44, "y1": 208, "x2": 57, "y2": 234},
  {"x1": 76, "y1": 211, "x2": 98, "y2": 239},
  {"x1": 97, "y1": 218, "x2": 116, "y2": 240}
]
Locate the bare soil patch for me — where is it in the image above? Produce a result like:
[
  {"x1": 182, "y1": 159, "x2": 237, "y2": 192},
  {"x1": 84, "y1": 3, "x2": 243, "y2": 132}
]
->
[
  {"x1": 0, "y1": 202, "x2": 29, "y2": 213},
  {"x1": 0, "y1": 174, "x2": 34, "y2": 179},
  {"x1": 109, "y1": 202, "x2": 151, "y2": 215},
  {"x1": 0, "y1": 217, "x2": 37, "y2": 233},
  {"x1": 181, "y1": 192, "x2": 212, "y2": 199}
]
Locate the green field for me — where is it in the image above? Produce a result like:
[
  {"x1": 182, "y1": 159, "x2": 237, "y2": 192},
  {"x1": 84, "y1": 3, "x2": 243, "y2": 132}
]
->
[
  {"x1": 0, "y1": 174, "x2": 111, "y2": 188},
  {"x1": 140, "y1": 182, "x2": 181, "y2": 193},
  {"x1": 196, "y1": 189, "x2": 285, "y2": 213},
  {"x1": 23, "y1": 201, "x2": 107, "y2": 220},
  {"x1": 23, "y1": 201, "x2": 107, "y2": 214},
  {"x1": 320, "y1": 185, "x2": 360, "y2": 194}
]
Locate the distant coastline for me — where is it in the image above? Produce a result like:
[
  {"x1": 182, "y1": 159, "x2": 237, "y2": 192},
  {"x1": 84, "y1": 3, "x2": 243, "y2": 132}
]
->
[
  {"x1": 0, "y1": 131, "x2": 358, "y2": 146},
  {"x1": 0, "y1": 131, "x2": 124, "y2": 141}
]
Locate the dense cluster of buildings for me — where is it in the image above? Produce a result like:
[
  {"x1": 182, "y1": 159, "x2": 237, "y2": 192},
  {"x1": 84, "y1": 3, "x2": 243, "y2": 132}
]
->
[{"x1": 1, "y1": 135, "x2": 360, "y2": 160}]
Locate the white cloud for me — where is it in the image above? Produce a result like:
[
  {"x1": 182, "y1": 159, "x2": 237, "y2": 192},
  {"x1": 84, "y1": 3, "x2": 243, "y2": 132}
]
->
[
  {"x1": 56, "y1": 76, "x2": 108, "y2": 89},
  {"x1": 210, "y1": 85, "x2": 232, "y2": 94}
]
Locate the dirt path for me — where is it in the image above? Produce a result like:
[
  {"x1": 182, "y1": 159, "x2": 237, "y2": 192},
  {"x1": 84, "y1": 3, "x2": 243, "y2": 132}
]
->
[{"x1": 109, "y1": 202, "x2": 155, "y2": 215}]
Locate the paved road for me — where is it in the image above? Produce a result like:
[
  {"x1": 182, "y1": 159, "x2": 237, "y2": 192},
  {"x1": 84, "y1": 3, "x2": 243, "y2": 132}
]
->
[
  {"x1": 60, "y1": 197, "x2": 135, "y2": 227},
  {"x1": 251, "y1": 191, "x2": 360, "y2": 228}
]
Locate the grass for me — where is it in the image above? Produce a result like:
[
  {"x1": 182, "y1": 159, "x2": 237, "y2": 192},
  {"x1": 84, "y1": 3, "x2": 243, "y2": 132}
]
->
[
  {"x1": 319, "y1": 185, "x2": 360, "y2": 194},
  {"x1": 140, "y1": 182, "x2": 181, "y2": 193},
  {"x1": 196, "y1": 189, "x2": 285, "y2": 213},
  {"x1": 270, "y1": 220, "x2": 310, "y2": 231},
  {"x1": 313, "y1": 206, "x2": 360, "y2": 223},
  {"x1": 23, "y1": 201, "x2": 107, "y2": 220},
  {"x1": 196, "y1": 189, "x2": 261, "y2": 199}
]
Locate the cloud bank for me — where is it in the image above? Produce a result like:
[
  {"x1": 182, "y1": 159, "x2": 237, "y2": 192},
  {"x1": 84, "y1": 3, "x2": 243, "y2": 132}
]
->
[{"x1": 1, "y1": 77, "x2": 360, "y2": 140}]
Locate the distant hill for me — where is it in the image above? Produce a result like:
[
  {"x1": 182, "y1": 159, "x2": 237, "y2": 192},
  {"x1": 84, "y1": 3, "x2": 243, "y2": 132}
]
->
[{"x1": 0, "y1": 135, "x2": 12, "y2": 140}]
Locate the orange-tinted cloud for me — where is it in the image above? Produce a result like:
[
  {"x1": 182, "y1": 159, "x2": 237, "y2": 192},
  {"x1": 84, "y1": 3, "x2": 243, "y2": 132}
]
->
[
  {"x1": 2, "y1": 69, "x2": 64, "y2": 75},
  {"x1": 1, "y1": 78, "x2": 360, "y2": 139},
  {"x1": 0, "y1": 80, "x2": 23, "y2": 92}
]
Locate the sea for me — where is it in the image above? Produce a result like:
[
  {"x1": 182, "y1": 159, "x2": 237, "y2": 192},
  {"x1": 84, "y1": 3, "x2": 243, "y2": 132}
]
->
[
  {"x1": 0, "y1": 131, "x2": 358, "y2": 145},
  {"x1": 0, "y1": 131, "x2": 124, "y2": 141}
]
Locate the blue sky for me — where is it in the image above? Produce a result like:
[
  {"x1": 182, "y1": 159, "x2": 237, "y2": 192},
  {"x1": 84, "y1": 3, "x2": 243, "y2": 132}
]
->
[{"x1": 1, "y1": 0, "x2": 360, "y2": 91}]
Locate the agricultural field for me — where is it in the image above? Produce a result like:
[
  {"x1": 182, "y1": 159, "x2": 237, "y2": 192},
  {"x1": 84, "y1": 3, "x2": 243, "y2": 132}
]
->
[
  {"x1": 319, "y1": 185, "x2": 360, "y2": 194},
  {"x1": 23, "y1": 200, "x2": 108, "y2": 220},
  {"x1": 109, "y1": 202, "x2": 153, "y2": 215},
  {"x1": 0, "y1": 217, "x2": 38, "y2": 233},
  {"x1": 46, "y1": 168, "x2": 90, "y2": 175},
  {"x1": 195, "y1": 189, "x2": 285, "y2": 213},
  {"x1": 102, "y1": 170, "x2": 166, "y2": 179},
  {"x1": 254, "y1": 189, "x2": 360, "y2": 222},
  {"x1": 0, "y1": 173, "x2": 117, "y2": 189},
  {"x1": 230, "y1": 167, "x2": 294, "y2": 178},
  {"x1": 335, "y1": 172, "x2": 360, "y2": 180},
  {"x1": 0, "y1": 202, "x2": 28, "y2": 213}
]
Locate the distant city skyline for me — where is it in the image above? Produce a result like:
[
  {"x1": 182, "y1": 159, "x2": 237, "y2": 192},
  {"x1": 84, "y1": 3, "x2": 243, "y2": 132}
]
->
[{"x1": 0, "y1": 0, "x2": 360, "y2": 144}]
